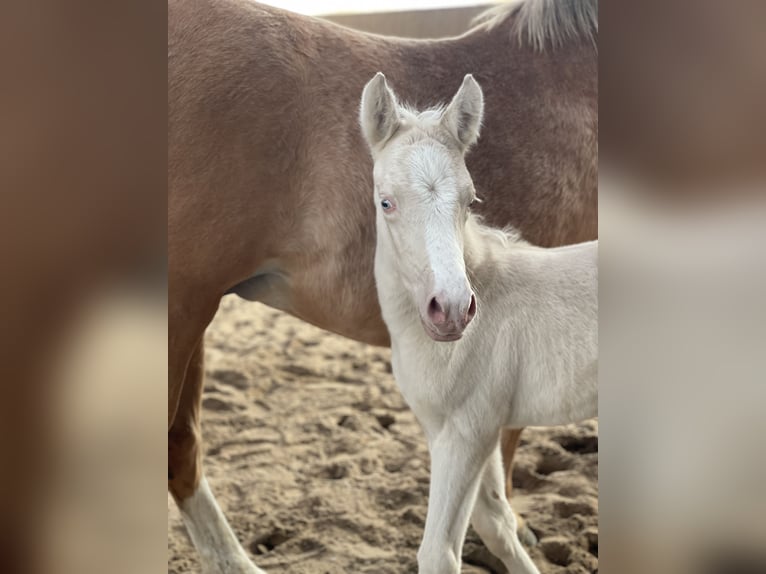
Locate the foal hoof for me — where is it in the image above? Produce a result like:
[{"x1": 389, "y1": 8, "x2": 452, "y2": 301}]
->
[{"x1": 517, "y1": 523, "x2": 539, "y2": 547}]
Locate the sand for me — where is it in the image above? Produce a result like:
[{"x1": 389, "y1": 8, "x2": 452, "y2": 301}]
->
[{"x1": 168, "y1": 297, "x2": 598, "y2": 573}]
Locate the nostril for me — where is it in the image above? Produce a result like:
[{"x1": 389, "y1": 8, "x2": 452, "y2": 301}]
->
[
  {"x1": 428, "y1": 296, "x2": 447, "y2": 324},
  {"x1": 466, "y1": 293, "x2": 477, "y2": 321},
  {"x1": 428, "y1": 296, "x2": 442, "y2": 315}
]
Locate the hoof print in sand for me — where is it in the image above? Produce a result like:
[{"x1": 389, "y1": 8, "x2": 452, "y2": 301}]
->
[
  {"x1": 319, "y1": 462, "x2": 350, "y2": 480},
  {"x1": 554, "y1": 433, "x2": 598, "y2": 455},
  {"x1": 202, "y1": 396, "x2": 242, "y2": 412},
  {"x1": 536, "y1": 448, "x2": 575, "y2": 476},
  {"x1": 250, "y1": 529, "x2": 291, "y2": 555},
  {"x1": 554, "y1": 499, "x2": 597, "y2": 518},
  {"x1": 540, "y1": 536, "x2": 573, "y2": 567},
  {"x1": 375, "y1": 413, "x2": 396, "y2": 430},
  {"x1": 208, "y1": 369, "x2": 250, "y2": 390}
]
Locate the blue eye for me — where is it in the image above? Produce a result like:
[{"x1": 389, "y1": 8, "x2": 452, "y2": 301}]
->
[{"x1": 380, "y1": 199, "x2": 394, "y2": 211}]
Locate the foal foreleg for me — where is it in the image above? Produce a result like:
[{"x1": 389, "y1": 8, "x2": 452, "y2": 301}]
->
[
  {"x1": 418, "y1": 427, "x2": 493, "y2": 574},
  {"x1": 471, "y1": 444, "x2": 540, "y2": 574}
]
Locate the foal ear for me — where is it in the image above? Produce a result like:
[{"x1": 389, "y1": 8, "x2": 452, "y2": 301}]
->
[
  {"x1": 360, "y1": 72, "x2": 401, "y2": 152},
  {"x1": 442, "y1": 74, "x2": 484, "y2": 152}
]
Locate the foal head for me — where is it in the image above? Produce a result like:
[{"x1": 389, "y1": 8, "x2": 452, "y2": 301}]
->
[{"x1": 360, "y1": 73, "x2": 484, "y2": 342}]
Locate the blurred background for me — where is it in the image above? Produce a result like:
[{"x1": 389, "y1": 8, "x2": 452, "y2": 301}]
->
[
  {"x1": 260, "y1": 0, "x2": 487, "y2": 14},
  {"x1": 260, "y1": 0, "x2": 492, "y2": 37}
]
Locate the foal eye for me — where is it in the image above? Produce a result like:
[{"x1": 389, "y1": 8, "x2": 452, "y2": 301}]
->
[{"x1": 380, "y1": 199, "x2": 394, "y2": 211}]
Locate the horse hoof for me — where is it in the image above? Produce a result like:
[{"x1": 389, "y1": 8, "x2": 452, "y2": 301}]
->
[{"x1": 517, "y1": 523, "x2": 538, "y2": 547}]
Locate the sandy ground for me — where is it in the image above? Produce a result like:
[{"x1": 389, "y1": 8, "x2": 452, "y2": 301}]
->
[{"x1": 168, "y1": 298, "x2": 598, "y2": 573}]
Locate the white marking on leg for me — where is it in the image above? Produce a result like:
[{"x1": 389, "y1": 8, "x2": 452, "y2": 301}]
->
[{"x1": 178, "y1": 476, "x2": 266, "y2": 574}]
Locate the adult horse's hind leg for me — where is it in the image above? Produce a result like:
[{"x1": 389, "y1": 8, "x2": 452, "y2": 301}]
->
[
  {"x1": 500, "y1": 427, "x2": 537, "y2": 546},
  {"x1": 169, "y1": 336, "x2": 265, "y2": 574},
  {"x1": 471, "y1": 445, "x2": 540, "y2": 574},
  {"x1": 500, "y1": 428, "x2": 523, "y2": 499}
]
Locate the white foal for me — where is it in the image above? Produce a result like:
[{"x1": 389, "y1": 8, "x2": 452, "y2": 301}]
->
[{"x1": 360, "y1": 73, "x2": 598, "y2": 574}]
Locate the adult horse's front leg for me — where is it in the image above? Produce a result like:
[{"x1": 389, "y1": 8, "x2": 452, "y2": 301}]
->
[
  {"x1": 169, "y1": 306, "x2": 266, "y2": 574},
  {"x1": 418, "y1": 427, "x2": 493, "y2": 574}
]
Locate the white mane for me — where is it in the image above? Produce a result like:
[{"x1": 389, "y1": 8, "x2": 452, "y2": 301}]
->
[
  {"x1": 465, "y1": 213, "x2": 527, "y2": 249},
  {"x1": 472, "y1": 0, "x2": 598, "y2": 51}
]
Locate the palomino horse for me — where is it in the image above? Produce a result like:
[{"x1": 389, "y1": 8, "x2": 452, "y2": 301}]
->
[
  {"x1": 169, "y1": 0, "x2": 597, "y2": 571},
  {"x1": 362, "y1": 72, "x2": 597, "y2": 574}
]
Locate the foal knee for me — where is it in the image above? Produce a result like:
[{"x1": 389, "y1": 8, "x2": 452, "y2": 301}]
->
[{"x1": 417, "y1": 544, "x2": 460, "y2": 574}]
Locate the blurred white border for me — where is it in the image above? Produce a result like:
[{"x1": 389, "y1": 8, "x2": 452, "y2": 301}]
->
[{"x1": 258, "y1": 0, "x2": 491, "y2": 16}]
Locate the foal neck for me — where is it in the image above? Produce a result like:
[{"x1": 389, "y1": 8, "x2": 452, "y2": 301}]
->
[{"x1": 464, "y1": 214, "x2": 528, "y2": 267}]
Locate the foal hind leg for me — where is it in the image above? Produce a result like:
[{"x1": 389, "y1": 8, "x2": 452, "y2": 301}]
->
[
  {"x1": 500, "y1": 427, "x2": 537, "y2": 546},
  {"x1": 471, "y1": 444, "x2": 540, "y2": 574},
  {"x1": 169, "y1": 338, "x2": 265, "y2": 574}
]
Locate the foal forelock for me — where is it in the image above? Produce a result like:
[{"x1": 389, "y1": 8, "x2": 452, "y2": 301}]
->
[
  {"x1": 472, "y1": 0, "x2": 598, "y2": 51},
  {"x1": 404, "y1": 143, "x2": 462, "y2": 198},
  {"x1": 396, "y1": 105, "x2": 447, "y2": 136}
]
